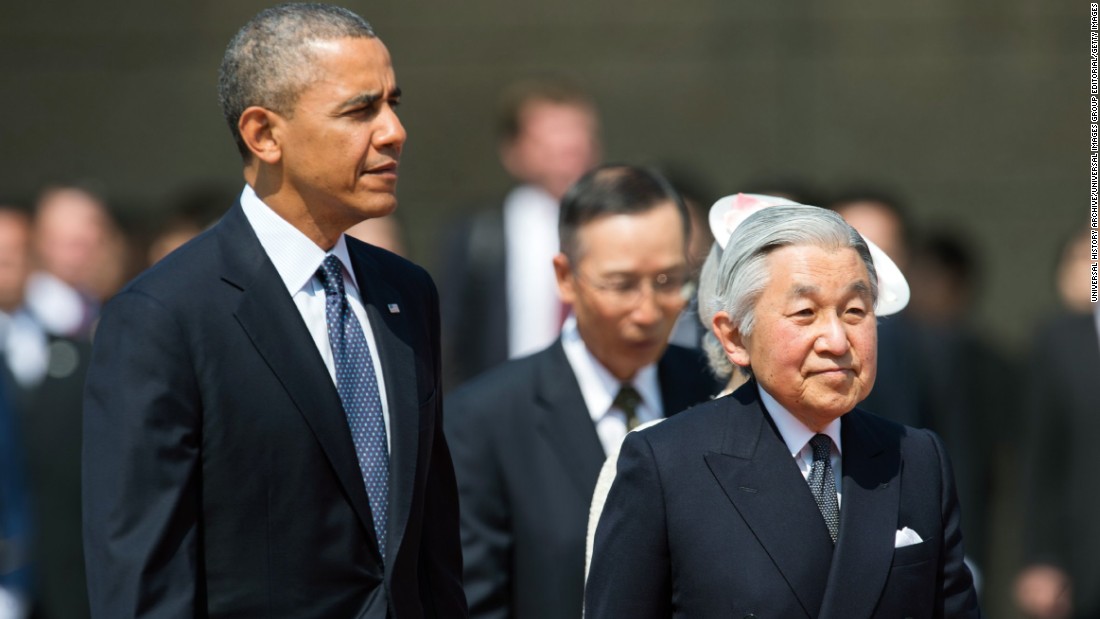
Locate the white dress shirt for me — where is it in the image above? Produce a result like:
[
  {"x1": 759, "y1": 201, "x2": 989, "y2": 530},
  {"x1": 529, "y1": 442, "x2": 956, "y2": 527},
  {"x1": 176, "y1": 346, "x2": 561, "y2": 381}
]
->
[
  {"x1": 560, "y1": 316, "x2": 662, "y2": 455},
  {"x1": 758, "y1": 385, "x2": 843, "y2": 507},
  {"x1": 503, "y1": 184, "x2": 564, "y2": 359},
  {"x1": 239, "y1": 185, "x2": 391, "y2": 447}
]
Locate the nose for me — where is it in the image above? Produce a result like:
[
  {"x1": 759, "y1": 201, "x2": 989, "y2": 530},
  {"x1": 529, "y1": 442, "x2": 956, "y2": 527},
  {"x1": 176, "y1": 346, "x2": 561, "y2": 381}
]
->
[
  {"x1": 813, "y1": 314, "x2": 850, "y2": 356},
  {"x1": 629, "y1": 283, "x2": 664, "y2": 327},
  {"x1": 376, "y1": 105, "x2": 407, "y2": 154}
]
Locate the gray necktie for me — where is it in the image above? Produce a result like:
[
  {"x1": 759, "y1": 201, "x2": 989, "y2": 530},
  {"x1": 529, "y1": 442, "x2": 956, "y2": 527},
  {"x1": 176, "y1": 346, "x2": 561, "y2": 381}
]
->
[
  {"x1": 613, "y1": 384, "x2": 642, "y2": 430},
  {"x1": 807, "y1": 433, "x2": 840, "y2": 544}
]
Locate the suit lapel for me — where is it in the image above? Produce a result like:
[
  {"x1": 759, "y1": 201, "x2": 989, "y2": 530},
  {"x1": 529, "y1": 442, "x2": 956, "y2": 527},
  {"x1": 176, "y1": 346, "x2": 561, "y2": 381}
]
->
[
  {"x1": 703, "y1": 385, "x2": 834, "y2": 619},
  {"x1": 818, "y1": 411, "x2": 900, "y2": 619},
  {"x1": 218, "y1": 206, "x2": 383, "y2": 564},
  {"x1": 346, "y1": 244, "x2": 419, "y2": 567},
  {"x1": 533, "y1": 342, "x2": 607, "y2": 499}
]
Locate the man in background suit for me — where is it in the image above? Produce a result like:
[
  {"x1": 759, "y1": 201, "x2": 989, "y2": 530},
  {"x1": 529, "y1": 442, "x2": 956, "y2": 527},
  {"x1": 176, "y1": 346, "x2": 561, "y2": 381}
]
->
[
  {"x1": 0, "y1": 205, "x2": 91, "y2": 619},
  {"x1": 586, "y1": 205, "x2": 980, "y2": 618},
  {"x1": 82, "y1": 5, "x2": 465, "y2": 617},
  {"x1": 446, "y1": 165, "x2": 719, "y2": 619},
  {"x1": 1015, "y1": 228, "x2": 1100, "y2": 619},
  {"x1": 439, "y1": 78, "x2": 600, "y2": 390}
]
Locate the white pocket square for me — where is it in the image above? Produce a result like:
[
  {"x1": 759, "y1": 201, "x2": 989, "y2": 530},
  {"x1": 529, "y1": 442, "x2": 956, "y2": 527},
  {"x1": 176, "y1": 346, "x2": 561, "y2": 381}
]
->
[{"x1": 894, "y1": 526, "x2": 923, "y2": 548}]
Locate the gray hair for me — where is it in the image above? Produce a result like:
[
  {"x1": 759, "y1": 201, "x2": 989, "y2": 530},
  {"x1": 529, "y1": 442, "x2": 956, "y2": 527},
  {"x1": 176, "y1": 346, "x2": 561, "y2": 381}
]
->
[
  {"x1": 218, "y1": 3, "x2": 377, "y2": 159},
  {"x1": 697, "y1": 243, "x2": 737, "y2": 380},
  {"x1": 704, "y1": 206, "x2": 877, "y2": 370}
]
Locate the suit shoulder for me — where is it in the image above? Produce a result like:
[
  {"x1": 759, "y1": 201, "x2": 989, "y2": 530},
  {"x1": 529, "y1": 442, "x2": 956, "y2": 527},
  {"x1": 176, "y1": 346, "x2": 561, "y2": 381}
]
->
[
  {"x1": 636, "y1": 396, "x2": 728, "y2": 446},
  {"x1": 447, "y1": 346, "x2": 551, "y2": 410},
  {"x1": 116, "y1": 226, "x2": 222, "y2": 304}
]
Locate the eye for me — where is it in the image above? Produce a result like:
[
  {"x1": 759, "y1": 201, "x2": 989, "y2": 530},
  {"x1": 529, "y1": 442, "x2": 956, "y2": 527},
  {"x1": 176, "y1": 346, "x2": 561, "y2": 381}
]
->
[
  {"x1": 790, "y1": 307, "x2": 815, "y2": 319},
  {"x1": 844, "y1": 306, "x2": 867, "y2": 321}
]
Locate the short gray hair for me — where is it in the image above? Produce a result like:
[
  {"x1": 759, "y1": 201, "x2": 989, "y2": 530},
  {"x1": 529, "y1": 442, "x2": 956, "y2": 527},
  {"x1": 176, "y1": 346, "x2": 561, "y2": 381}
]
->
[
  {"x1": 705, "y1": 205, "x2": 878, "y2": 353},
  {"x1": 218, "y1": 3, "x2": 377, "y2": 159}
]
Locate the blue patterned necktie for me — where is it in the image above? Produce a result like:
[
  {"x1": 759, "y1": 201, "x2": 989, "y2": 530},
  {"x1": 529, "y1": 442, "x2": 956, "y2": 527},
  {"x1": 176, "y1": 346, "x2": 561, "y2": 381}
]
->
[
  {"x1": 317, "y1": 254, "x2": 389, "y2": 557},
  {"x1": 807, "y1": 433, "x2": 840, "y2": 544}
]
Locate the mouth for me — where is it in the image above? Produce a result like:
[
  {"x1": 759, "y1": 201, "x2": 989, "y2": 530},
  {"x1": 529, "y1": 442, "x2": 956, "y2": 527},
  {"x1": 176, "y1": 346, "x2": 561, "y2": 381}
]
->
[{"x1": 363, "y1": 161, "x2": 399, "y2": 179}]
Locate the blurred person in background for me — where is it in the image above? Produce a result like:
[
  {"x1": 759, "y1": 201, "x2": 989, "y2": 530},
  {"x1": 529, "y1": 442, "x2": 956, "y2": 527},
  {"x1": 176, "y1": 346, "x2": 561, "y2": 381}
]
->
[
  {"x1": 147, "y1": 184, "x2": 233, "y2": 266},
  {"x1": 439, "y1": 77, "x2": 601, "y2": 390},
  {"x1": 907, "y1": 229, "x2": 1016, "y2": 585},
  {"x1": 1015, "y1": 227, "x2": 1100, "y2": 619},
  {"x1": 347, "y1": 213, "x2": 407, "y2": 257},
  {"x1": 25, "y1": 186, "x2": 116, "y2": 338},
  {"x1": 445, "y1": 165, "x2": 718, "y2": 619},
  {"x1": 0, "y1": 210, "x2": 32, "y2": 618},
  {"x1": 0, "y1": 205, "x2": 91, "y2": 619}
]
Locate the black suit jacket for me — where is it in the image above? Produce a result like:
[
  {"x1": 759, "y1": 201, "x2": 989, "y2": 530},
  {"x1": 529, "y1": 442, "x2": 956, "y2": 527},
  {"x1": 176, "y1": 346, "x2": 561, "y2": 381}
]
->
[
  {"x1": 438, "y1": 206, "x2": 508, "y2": 391},
  {"x1": 1021, "y1": 311, "x2": 1100, "y2": 617},
  {"x1": 586, "y1": 382, "x2": 981, "y2": 619},
  {"x1": 444, "y1": 341, "x2": 717, "y2": 619},
  {"x1": 83, "y1": 204, "x2": 466, "y2": 618}
]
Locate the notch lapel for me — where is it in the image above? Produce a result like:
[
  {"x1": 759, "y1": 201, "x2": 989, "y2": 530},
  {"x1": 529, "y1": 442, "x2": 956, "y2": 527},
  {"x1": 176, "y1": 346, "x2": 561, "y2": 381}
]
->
[
  {"x1": 703, "y1": 387, "x2": 834, "y2": 619},
  {"x1": 533, "y1": 342, "x2": 606, "y2": 499},
  {"x1": 219, "y1": 207, "x2": 382, "y2": 564},
  {"x1": 347, "y1": 246, "x2": 420, "y2": 568},
  {"x1": 818, "y1": 411, "x2": 901, "y2": 619}
]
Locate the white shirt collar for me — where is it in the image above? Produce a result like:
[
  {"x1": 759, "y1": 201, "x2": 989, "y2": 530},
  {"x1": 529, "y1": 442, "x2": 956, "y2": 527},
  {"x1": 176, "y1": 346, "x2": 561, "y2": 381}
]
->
[
  {"x1": 560, "y1": 315, "x2": 661, "y2": 423},
  {"x1": 757, "y1": 384, "x2": 842, "y2": 458},
  {"x1": 239, "y1": 184, "x2": 360, "y2": 295}
]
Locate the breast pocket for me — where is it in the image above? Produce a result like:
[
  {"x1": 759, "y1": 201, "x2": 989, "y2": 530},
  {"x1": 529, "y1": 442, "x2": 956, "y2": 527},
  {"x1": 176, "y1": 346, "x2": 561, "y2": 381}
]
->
[{"x1": 891, "y1": 536, "x2": 935, "y2": 567}]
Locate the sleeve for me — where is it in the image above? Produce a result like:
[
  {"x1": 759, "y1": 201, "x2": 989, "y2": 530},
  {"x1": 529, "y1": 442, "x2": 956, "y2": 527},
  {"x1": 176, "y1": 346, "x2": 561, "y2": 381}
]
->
[
  {"x1": 82, "y1": 290, "x2": 202, "y2": 619},
  {"x1": 584, "y1": 431, "x2": 672, "y2": 619},
  {"x1": 417, "y1": 276, "x2": 469, "y2": 617},
  {"x1": 927, "y1": 430, "x2": 983, "y2": 619},
  {"x1": 443, "y1": 389, "x2": 511, "y2": 619}
]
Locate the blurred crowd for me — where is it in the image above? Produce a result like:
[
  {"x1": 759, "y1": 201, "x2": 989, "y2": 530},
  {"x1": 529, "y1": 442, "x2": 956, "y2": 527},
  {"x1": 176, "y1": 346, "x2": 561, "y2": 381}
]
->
[{"x1": 0, "y1": 77, "x2": 1094, "y2": 619}]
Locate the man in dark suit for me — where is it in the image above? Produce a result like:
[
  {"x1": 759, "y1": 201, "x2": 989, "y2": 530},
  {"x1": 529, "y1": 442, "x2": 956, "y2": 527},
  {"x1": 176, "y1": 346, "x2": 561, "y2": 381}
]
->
[
  {"x1": 82, "y1": 5, "x2": 465, "y2": 618},
  {"x1": 446, "y1": 165, "x2": 719, "y2": 619},
  {"x1": 586, "y1": 205, "x2": 981, "y2": 618},
  {"x1": 438, "y1": 78, "x2": 600, "y2": 390}
]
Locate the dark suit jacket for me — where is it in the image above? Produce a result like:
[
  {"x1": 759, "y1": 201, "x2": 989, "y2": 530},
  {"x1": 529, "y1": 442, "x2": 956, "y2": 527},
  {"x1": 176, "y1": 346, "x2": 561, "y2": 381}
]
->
[
  {"x1": 444, "y1": 341, "x2": 718, "y2": 619},
  {"x1": 586, "y1": 382, "x2": 981, "y2": 619},
  {"x1": 1021, "y1": 311, "x2": 1100, "y2": 617},
  {"x1": 8, "y1": 335, "x2": 93, "y2": 619},
  {"x1": 438, "y1": 206, "x2": 508, "y2": 391},
  {"x1": 83, "y1": 204, "x2": 466, "y2": 618}
]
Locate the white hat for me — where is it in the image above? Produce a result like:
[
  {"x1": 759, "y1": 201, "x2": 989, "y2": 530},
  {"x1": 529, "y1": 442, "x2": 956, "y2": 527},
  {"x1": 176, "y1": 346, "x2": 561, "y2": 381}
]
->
[{"x1": 707, "y1": 193, "x2": 910, "y2": 316}]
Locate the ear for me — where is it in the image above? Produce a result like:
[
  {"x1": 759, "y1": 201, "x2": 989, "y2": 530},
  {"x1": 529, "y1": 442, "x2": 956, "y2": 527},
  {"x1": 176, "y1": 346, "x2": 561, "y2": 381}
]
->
[
  {"x1": 553, "y1": 253, "x2": 576, "y2": 305},
  {"x1": 238, "y1": 106, "x2": 283, "y2": 165},
  {"x1": 712, "y1": 311, "x2": 751, "y2": 369},
  {"x1": 499, "y1": 138, "x2": 524, "y2": 181}
]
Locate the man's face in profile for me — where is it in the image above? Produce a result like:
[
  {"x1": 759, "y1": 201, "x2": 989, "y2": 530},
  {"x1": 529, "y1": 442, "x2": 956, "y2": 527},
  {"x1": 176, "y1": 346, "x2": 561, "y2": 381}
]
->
[
  {"x1": 274, "y1": 36, "x2": 406, "y2": 233},
  {"x1": 556, "y1": 201, "x2": 688, "y2": 381},
  {"x1": 733, "y1": 244, "x2": 877, "y2": 429}
]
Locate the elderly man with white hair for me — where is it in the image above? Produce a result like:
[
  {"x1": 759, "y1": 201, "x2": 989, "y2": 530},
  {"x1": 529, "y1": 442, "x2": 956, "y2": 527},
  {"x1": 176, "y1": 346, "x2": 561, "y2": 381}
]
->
[{"x1": 585, "y1": 204, "x2": 981, "y2": 619}]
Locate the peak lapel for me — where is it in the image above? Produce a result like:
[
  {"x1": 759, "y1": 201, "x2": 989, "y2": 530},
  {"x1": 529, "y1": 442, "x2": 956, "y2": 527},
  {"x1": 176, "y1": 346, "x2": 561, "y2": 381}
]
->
[
  {"x1": 818, "y1": 411, "x2": 900, "y2": 619},
  {"x1": 533, "y1": 342, "x2": 606, "y2": 499},
  {"x1": 219, "y1": 206, "x2": 382, "y2": 563},
  {"x1": 703, "y1": 388, "x2": 834, "y2": 619},
  {"x1": 347, "y1": 246, "x2": 419, "y2": 568}
]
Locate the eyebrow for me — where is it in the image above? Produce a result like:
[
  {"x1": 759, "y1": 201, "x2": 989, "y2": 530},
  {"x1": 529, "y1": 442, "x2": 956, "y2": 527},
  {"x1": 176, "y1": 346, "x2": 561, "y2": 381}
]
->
[
  {"x1": 789, "y1": 281, "x2": 872, "y2": 298},
  {"x1": 338, "y1": 86, "x2": 402, "y2": 111}
]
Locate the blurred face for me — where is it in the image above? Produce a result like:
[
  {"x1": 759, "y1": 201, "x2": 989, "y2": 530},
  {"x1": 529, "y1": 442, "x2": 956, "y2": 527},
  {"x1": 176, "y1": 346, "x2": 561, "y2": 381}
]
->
[
  {"x1": 502, "y1": 101, "x2": 600, "y2": 200},
  {"x1": 0, "y1": 213, "x2": 31, "y2": 312},
  {"x1": 719, "y1": 245, "x2": 877, "y2": 430},
  {"x1": 35, "y1": 189, "x2": 110, "y2": 288},
  {"x1": 267, "y1": 37, "x2": 406, "y2": 245},
  {"x1": 836, "y1": 201, "x2": 907, "y2": 271},
  {"x1": 555, "y1": 201, "x2": 688, "y2": 381}
]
